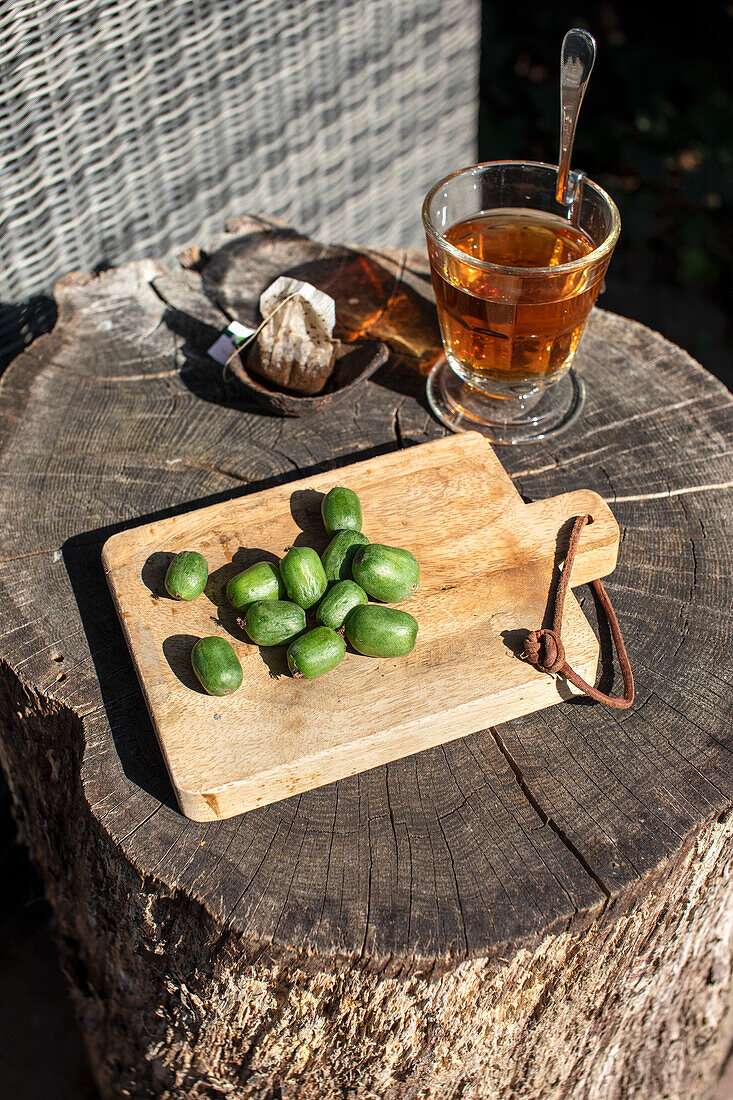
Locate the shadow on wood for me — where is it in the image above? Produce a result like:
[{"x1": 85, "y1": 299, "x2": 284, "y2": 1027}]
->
[
  {"x1": 162, "y1": 634, "x2": 207, "y2": 695},
  {"x1": 61, "y1": 446, "x2": 407, "y2": 812}
]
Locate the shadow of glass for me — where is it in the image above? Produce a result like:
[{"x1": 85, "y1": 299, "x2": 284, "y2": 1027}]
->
[{"x1": 369, "y1": 358, "x2": 433, "y2": 408}]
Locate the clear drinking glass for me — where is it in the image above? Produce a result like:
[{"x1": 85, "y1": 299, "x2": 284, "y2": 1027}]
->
[{"x1": 423, "y1": 161, "x2": 620, "y2": 444}]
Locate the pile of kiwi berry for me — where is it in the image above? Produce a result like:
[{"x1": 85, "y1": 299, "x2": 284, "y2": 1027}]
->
[{"x1": 163, "y1": 487, "x2": 420, "y2": 696}]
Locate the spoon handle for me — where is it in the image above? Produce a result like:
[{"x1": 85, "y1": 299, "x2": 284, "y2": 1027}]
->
[{"x1": 556, "y1": 28, "x2": 596, "y2": 206}]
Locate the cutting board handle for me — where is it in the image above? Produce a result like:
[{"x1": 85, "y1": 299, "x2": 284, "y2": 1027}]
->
[{"x1": 522, "y1": 489, "x2": 619, "y2": 587}]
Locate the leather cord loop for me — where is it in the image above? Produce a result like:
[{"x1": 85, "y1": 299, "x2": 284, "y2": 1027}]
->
[{"x1": 523, "y1": 515, "x2": 635, "y2": 710}]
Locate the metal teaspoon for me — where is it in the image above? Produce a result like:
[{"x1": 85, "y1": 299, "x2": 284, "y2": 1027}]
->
[{"x1": 556, "y1": 28, "x2": 596, "y2": 207}]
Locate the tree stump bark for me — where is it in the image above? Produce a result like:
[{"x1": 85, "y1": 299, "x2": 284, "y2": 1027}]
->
[{"x1": 1, "y1": 216, "x2": 732, "y2": 1100}]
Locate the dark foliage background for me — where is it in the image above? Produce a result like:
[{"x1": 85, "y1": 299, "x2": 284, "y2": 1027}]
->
[{"x1": 479, "y1": 1, "x2": 732, "y2": 387}]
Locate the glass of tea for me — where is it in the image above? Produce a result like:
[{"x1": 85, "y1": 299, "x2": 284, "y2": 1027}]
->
[{"x1": 423, "y1": 161, "x2": 620, "y2": 444}]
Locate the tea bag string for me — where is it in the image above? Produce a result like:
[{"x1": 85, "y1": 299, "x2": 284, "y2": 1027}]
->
[
  {"x1": 222, "y1": 291, "x2": 300, "y2": 376},
  {"x1": 523, "y1": 514, "x2": 635, "y2": 709},
  {"x1": 223, "y1": 243, "x2": 333, "y2": 376}
]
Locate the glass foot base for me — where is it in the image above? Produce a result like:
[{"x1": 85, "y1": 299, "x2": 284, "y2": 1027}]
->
[{"x1": 426, "y1": 359, "x2": 585, "y2": 445}]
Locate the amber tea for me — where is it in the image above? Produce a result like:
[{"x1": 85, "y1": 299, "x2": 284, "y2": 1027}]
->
[
  {"x1": 423, "y1": 161, "x2": 620, "y2": 442},
  {"x1": 430, "y1": 207, "x2": 603, "y2": 395}
]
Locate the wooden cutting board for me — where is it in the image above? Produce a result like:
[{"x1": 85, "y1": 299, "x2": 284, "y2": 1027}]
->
[{"x1": 102, "y1": 433, "x2": 619, "y2": 821}]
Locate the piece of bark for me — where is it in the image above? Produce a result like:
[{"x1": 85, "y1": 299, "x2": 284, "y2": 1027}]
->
[{"x1": 0, "y1": 218, "x2": 732, "y2": 1098}]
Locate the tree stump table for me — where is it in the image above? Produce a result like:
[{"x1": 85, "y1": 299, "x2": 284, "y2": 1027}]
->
[{"x1": 1, "y1": 217, "x2": 732, "y2": 1100}]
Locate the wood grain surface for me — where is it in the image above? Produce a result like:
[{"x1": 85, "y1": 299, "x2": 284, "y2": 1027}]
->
[
  {"x1": 0, "y1": 215, "x2": 732, "y2": 1099},
  {"x1": 102, "y1": 433, "x2": 618, "y2": 820}
]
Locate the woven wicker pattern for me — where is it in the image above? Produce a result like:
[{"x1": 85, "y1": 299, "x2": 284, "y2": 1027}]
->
[{"x1": 1, "y1": 0, "x2": 479, "y2": 308}]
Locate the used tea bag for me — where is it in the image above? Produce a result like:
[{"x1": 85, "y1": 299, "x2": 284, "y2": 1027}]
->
[{"x1": 254, "y1": 276, "x2": 337, "y2": 395}]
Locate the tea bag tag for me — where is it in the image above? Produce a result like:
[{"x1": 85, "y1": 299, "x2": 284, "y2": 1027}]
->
[{"x1": 207, "y1": 321, "x2": 256, "y2": 365}]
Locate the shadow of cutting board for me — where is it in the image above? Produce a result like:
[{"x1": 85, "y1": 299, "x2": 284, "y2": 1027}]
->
[{"x1": 102, "y1": 432, "x2": 619, "y2": 821}]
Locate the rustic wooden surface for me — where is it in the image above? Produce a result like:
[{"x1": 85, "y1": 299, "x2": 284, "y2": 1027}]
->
[
  {"x1": 103, "y1": 432, "x2": 618, "y2": 821},
  {"x1": 0, "y1": 214, "x2": 732, "y2": 1099}
]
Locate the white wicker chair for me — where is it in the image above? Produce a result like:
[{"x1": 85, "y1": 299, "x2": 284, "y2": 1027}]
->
[{"x1": 1, "y1": 0, "x2": 479, "y2": 361}]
